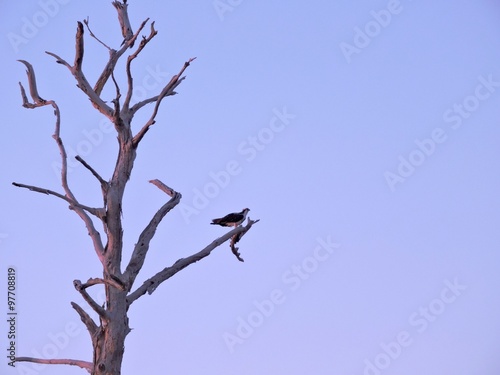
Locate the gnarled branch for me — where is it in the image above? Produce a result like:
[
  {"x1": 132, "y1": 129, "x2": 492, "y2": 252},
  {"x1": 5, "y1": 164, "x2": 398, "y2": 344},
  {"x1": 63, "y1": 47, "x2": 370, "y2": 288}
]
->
[{"x1": 15, "y1": 60, "x2": 106, "y2": 264}]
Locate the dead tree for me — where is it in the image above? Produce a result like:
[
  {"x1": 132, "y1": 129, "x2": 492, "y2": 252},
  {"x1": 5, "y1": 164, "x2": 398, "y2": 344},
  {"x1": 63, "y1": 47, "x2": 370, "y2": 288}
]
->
[{"x1": 13, "y1": 2, "x2": 258, "y2": 374}]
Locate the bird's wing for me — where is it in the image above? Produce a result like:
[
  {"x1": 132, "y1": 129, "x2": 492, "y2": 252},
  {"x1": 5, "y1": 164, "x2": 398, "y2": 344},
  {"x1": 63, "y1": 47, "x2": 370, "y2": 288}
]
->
[{"x1": 219, "y1": 213, "x2": 241, "y2": 222}]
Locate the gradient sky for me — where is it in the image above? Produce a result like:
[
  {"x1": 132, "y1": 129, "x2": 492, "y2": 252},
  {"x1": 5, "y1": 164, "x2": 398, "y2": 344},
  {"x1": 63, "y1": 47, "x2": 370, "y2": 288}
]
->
[{"x1": 1, "y1": 1, "x2": 500, "y2": 374}]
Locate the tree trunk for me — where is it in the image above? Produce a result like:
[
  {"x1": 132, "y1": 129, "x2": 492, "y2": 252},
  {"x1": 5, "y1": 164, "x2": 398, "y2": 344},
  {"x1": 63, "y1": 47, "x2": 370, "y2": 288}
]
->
[
  {"x1": 91, "y1": 119, "x2": 134, "y2": 375},
  {"x1": 93, "y1": 288, "x2": 129, "y2": 375}
]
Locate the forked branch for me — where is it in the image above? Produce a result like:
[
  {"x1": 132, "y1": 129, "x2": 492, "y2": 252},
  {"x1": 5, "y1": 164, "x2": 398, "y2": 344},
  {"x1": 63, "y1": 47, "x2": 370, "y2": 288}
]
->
[
  {"x1": 132, "y1": 57, "x2": 196, "y2": 146},
  {"x1": 126, "y1": 218, "x2": 259, "y2": 306},
  {"x1": 17, "y1": 60, "x2": 45, "y2": 105},
  {"x1": 93, "y1": 14, "x2": 150, "y2": 96},
  {"x1": 74, "y1": 280, "x2": 108, "y2": 319},
  {"x1": 45, "y1": 22, "x2": 114, "y2": 119}
]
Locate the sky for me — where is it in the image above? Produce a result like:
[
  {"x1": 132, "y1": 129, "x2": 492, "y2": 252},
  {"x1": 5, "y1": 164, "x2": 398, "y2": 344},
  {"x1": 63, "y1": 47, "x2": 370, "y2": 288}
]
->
[{"x1": 1, "y1": 1, "x2": 500, "y2": 374}]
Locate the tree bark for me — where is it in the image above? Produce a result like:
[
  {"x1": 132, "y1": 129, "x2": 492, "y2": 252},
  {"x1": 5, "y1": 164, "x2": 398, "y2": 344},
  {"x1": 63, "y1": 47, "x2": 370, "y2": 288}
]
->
[
  {"x1": 93, "y1": 289, "x2": 129, "y2": 375},
  {"x1": 93, "y1": 118, "x2": 135, "y2": 374}
]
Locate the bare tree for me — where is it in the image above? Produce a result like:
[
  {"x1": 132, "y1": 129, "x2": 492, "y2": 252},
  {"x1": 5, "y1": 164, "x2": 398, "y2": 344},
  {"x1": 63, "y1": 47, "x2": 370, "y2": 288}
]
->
[{"x1": 13, "y1": 2, "x2": 258, "y2": 374}]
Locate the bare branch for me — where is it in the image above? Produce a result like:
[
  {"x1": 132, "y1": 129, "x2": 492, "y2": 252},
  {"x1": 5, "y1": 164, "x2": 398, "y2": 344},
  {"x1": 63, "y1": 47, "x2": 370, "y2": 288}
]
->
[
  {"x1": 47, "y1": 97, "x2": 107, "y2": 265},
  {"x1": 45, "y1": 51, "x2": 71, "y2": 68},
  {"x1": 127, "y1": 92, "x2": 165, "y2": 114},
  {"x1": 74, "y1": 280, "x2": 108, "y2": 319},
  {"x1": 230, "y1": 232, "x2": 246, "y2": 262},
  {"x1": 17, "y1": 60, "x2": 45, "y2": 104},
  {"x1": 71, "y1": 301, "x2": 98, "y2": 337},
  {"x1": 74, "y1": 21, "x2": 84, "y2": 71},
  {"x1": 227, "y1": 217, "x2": 260, "y2": 262},
  {"x1": 93, "y1": 18, "x2": 149, "y2": 97},
  {"x1": 123, "y1": 180, "x2": 181, "y2": 288},
  {"x1": 16, "y1": 62, "x2": 107, "y2": 265},
  {"x1": 75, "y1": 155, "x2": 108, "y2": 188},
  {"x1": 112, "y1": 1, "x2": 134, "y2": 45},
  {"x1": 83, "y1": 17, "x2": 112, "y2": 50},
  {"x1": 46, "y1": 98, "x2": 106, "y2": 265},
  {"x1": 75, "y1": 155, "x2": 109, "y2": 210},
  {"x1": 17, "y1": 82, "x2": 33, "y2": 108},
  {"x1": 132, "y1": 57, "x2": 196, "y2": 146},
  {"x1": 16, "y1": 357, "x2": 93, "y2": 372},
  {"x1": 123, "y1": 21, "x2": 158, "y2": 112},
  {"x1": 148, "y1": 179, "x2": 176, "y2": 197},
  {"x1": 127, "y1": 218, "x2": 259, "y2": 306},
  {"x1": 45, "y1": 23, "x2": 114, "y2": 120},
  {"x1": 12, "y1": 182, "x2": 106, "y2": 219},
  {"x1": 81, "y1": 277, "x2": 126, "y2": 291},
  {"x1": 110, "y1": 71, "x2": 122, "y2": 117}
]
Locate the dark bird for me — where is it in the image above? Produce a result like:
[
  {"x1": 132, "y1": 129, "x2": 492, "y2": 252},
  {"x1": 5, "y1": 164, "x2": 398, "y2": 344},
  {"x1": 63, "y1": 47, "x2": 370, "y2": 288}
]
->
[{"x1": 211, "y1": 208, "x2": 250, "y2": 227}]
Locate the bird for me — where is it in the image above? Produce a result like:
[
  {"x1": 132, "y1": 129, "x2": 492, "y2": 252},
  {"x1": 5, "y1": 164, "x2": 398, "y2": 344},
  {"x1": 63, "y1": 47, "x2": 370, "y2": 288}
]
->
[{"x1": 211, "y1": 208, "x2": 250, "y2": 227}]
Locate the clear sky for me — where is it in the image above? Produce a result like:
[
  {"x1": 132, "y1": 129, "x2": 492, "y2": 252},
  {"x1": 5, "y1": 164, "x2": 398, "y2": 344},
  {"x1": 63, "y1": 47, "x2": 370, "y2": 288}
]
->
[{"x1": 1, "y1": 1, "x2": 500, "y2": 374}]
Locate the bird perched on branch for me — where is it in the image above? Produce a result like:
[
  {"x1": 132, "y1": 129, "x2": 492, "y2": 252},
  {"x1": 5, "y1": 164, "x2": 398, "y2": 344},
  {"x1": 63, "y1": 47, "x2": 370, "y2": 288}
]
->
[{"x1": 211, "y1": 208, "x2": 250, "y2": 227}]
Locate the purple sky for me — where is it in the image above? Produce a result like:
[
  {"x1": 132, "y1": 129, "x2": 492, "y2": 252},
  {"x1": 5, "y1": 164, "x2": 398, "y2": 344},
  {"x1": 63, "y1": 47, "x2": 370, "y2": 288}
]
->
[{"x1": 1, "y1": 1, "x2": 500, "y2": 374}]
